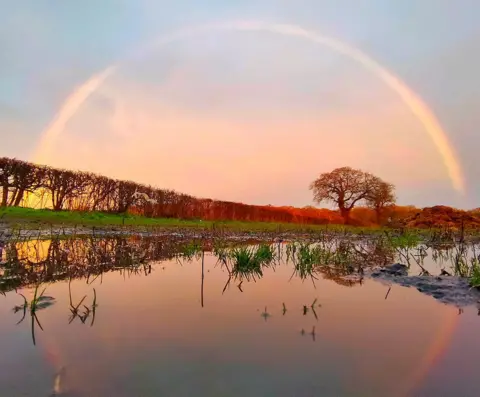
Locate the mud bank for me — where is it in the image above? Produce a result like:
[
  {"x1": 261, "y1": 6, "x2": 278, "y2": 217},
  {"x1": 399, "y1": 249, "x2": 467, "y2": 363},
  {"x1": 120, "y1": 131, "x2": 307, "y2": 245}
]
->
[
  {"x1": 370, "y1": 264, "x2": 480, "y2": 308},
  {"x1": 0, "y1": 222, "x2": 311, "y2": 243}
]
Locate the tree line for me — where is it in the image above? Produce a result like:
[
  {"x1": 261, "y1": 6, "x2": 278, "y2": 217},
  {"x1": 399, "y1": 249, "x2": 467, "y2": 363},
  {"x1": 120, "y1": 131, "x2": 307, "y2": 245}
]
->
[{"x1": 0, "y1": 157, "x2": 344, "y2": 224}]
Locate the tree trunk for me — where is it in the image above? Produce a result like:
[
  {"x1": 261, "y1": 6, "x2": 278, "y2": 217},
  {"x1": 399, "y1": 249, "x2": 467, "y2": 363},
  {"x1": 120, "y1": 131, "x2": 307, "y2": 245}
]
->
[
  {"x1": 53, "y1": 191, "x2": 64, "y2": 211},
  {"x1": 10, "y1": 189, "x2": 25, "y2": 207},
  {"x1": 1, "y1": 185, "x2": 8, "y2": 207},
  {"x1": 8, "y1": 189, "x2": 17, "y2": 206},
  {"x1": 340, "y1": 207, "x2": 351, "y2": 224},
  {"x1": 13, "y1": 189, "x2": 25, "y2": 207},
  {"x1": 54, "y1": 199, "x2": 63, "y2": 211},
  {"x1": 375, "y1": 206, "x2": 382, "y2": 225}
]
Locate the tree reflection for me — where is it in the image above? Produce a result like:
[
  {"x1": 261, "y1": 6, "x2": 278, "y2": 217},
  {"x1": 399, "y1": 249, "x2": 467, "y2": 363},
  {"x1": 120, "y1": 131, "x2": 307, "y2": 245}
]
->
[
  {"x1": 1, "y1": 236, "x2": 188, "y2": 293},
  {"x1": 5, "y1": 233, "x2": 479, "y2": 348}
]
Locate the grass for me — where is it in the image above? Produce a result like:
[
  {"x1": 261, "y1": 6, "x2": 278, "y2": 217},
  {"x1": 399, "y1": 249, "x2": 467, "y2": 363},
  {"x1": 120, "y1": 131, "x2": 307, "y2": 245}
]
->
[
  {"x1": 228, "y1": 244, "x2": 276, "y2": 280},
  {"x1": 387, "y1": 230, "x2": 422, "y2": 249},
  {"x1": 0, "y1": 205, "x2": 384, "y2": 233},
  {"x1": 469, "y1": 258, "x2": 480, "y2": 288},
  {"x1": 12, "y1": 284, "x2": 56, "y2": 346},
  {"x1": 230, "y1": 246, "x2": 264, "y2": 278},
  {"x1": 255, "y1": 243, "x2": 276, "y2": 264},
  {"x1": 0, "y1": 206, "x2": 207, "y2": 228}
]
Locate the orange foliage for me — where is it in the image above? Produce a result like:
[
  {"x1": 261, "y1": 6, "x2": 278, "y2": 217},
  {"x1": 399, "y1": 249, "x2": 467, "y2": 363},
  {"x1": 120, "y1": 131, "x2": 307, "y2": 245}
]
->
[
  {"x1": 350, "y1": 207, "x2": 378, "y2": 227},
  {"x1": 130, "y1": 201, "x2": 344, "y2": 225},
  {"x1": 2, "y1": 157, "x2": 477, "y2": 229},
  {"x1": 339, "y1": 205, "x2": 480, "y2": 229},
  {"x1": 401, "y1": 206, "x2": 480, "y2": 229}
]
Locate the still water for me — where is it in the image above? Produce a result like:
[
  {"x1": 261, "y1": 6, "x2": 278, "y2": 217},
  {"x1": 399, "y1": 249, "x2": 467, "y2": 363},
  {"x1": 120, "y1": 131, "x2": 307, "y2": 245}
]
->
[{"x1": 0, "y1": 237, "x2": 479, "y2": 397}]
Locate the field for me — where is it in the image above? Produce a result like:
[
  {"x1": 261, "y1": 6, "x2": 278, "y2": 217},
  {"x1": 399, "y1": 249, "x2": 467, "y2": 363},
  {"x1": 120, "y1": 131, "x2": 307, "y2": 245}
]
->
[{"x1": 0, "y1": 206, "x2": 381, "y2": 233}]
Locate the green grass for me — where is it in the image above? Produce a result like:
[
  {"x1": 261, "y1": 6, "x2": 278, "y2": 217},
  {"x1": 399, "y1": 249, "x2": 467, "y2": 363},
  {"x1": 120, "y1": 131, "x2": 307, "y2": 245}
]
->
[
  {"x1": 0, "y1": 206, "x2": 383, "y2": 233},
  {"x1": 230, "y1": 247, "x2": 262, "y2": 275},
  {"x1": 229, "y1": 245, "x2": 275, "y2": 279},
  {"x1": 387, "y1": 230, "x2": 422, "y2": 249},
  {"x1": 469, "y1": 258, "x2": 480, "y2": 288},
  {"x1": 0, "y1": 206, "x2": 204, "y2": 228}
]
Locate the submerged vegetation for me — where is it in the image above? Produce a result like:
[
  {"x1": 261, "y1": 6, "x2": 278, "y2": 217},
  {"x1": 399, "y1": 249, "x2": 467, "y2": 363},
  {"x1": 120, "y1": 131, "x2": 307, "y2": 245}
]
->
[
  {"x1": 229, "y1": 244, "x2": 275, "y2": 280},
  {"x1": 1, "y1": 226, "x2": 478, "y2": 293},
  {"x1": 469, "y1": 261, "x2": 480, "y2": 288},
  {"x1": 12, "y1": 284, "x2": 56, "y2": 345}
]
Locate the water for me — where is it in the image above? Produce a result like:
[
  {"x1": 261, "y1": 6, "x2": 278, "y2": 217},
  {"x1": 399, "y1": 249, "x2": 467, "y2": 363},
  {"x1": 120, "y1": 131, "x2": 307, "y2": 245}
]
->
[{"x1": 1, "y1": 237, "x2": 480, "y2": 397}]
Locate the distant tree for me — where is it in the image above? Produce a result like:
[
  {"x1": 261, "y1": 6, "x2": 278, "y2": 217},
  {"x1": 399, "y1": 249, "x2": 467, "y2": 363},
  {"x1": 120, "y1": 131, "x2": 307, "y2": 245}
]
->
[
  {"x1": 0, "y1": 158, "x2": 15, "y2": 206},
  {"x1": 114, "y1": 180, "x2": 138, "y2": 214},
  {"x1": 365, "y1": 178, "x2": 396, "y2": 224},
  {"x1": 85, "y1": 174, "x2": 118, "y2": 211},
  {"x1": 43, "y1": 168, "x2": 89, "y2": 210},
  {"x1": 310, "y1": 167, "x2": 387, "y2": 224},
  {"x1": 9, "y1": 161, "x2": 46, "y2": 207},
  {"x1": 0, "y1": 158, "x2": 46, "y2": 207}
]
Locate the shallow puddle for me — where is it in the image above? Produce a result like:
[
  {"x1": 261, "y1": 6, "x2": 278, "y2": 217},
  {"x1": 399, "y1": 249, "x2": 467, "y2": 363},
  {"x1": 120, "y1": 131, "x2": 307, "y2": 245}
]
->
[{"x1": 0, "y1": 237, "x2": 479, "y2": 396}]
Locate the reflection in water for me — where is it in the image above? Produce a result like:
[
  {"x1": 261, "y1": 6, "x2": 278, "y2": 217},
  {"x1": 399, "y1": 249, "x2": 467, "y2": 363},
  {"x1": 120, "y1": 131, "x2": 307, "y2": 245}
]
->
[
  {"x1": 52, "y1": 366, "x2": 66, "y2": 396},
  {"x1": 68, "y1": 282, "x2": 97, "y2": 326},
  {"x1": 200, "y1": 250, "x2": 205, "y2": 308},
  {"x1": 260, "y1": 306, "x2": 271, "y2": 322},
  {"x1": 2, "y1": 236, "x2": 478, "y2": 333},
  {"x1": 300, "y1": 326, "x2": 316, "y2": 342},
  {"x1": 0, "y1": 236, "x2": 479, "y2": 396},
  {"x1": 0, "y1": 237, "x2": 186, "y2": 294},
  {"x1": 12, "y1": 284, "x2": 56, "y2": 346}
]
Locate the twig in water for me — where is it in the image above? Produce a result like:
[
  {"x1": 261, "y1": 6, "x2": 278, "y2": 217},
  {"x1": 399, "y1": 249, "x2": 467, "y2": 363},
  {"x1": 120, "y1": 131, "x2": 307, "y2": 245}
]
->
[{"x1": 385, "y1": 286, "x2": 392, "y2": 300}]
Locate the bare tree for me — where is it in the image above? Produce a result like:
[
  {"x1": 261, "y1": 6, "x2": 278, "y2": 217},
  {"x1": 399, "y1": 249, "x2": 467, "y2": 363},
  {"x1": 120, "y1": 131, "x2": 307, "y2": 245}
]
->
[
  {"x1": 43, "y1": 168, "x2": 89, "y2": 210},
  {"x1": 0, "y1": 157, "x2": 15, "y2": 206},
  {"x1": 366, "y1": 178, "x2": 396, "y2": 224},
  {"x1": 9, "y1": 161, "x2": 46, "y2": 207},
  {"x1": 114, "y1": 180, "x2": 137, "y2": 214},
  {"x1": 1, "y1": 155, "x2": 383, "y2": 226},
  {"x1": 86, "y1": 174, "x2": 118, "y2": 211},
  {"x1": 309, "y1": 167, "x2": 379, "y2": 224}
]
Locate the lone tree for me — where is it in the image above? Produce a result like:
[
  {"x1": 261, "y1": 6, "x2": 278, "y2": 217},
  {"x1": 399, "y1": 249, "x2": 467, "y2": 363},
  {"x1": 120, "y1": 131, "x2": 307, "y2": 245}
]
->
[{"x1": 309, "y1": 167, "x2": 395, "y2": 224}]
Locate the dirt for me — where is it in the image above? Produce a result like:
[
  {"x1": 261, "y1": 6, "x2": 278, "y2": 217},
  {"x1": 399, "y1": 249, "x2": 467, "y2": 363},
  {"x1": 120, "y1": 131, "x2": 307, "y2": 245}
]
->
[
  {"x1": 0, "y1": 222, "x2": 312, "y2": 244},
  {"x1": 369, "y1": 264, "x2": 480, "y2": 308}
]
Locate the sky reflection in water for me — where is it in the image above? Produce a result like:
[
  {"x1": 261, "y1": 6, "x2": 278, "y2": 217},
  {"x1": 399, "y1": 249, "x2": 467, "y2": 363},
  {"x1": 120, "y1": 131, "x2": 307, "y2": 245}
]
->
[{"x1": 0, "y1": 239, "x2": 479, "y2": 397}]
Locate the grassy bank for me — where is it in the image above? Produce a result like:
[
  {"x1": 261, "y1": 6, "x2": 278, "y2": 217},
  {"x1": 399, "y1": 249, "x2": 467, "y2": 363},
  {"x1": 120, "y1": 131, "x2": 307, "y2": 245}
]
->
[{"x1": 0, "y1": 206, "x2": 369, "y2": 233}]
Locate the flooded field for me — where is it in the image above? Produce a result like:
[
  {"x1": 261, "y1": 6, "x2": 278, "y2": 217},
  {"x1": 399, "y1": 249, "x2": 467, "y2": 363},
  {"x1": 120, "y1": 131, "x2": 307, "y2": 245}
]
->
[{"x1": 1, "y1": 234, "x2": 480, "y2": 397}]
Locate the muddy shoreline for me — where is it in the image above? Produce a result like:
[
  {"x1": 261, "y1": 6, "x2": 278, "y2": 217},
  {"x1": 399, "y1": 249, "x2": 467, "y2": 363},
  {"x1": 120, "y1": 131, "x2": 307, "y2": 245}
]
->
[
  {"x1": 0, "y1": 222, "x2": 297, "y2": 242},
  {"x1": 368, "y1": 264, "x2": 480, "y2": 309}
]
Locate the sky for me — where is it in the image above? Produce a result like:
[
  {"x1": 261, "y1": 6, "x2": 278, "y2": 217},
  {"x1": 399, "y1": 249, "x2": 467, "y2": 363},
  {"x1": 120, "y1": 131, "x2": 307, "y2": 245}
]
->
[{"x1": 1, "y1": 0, "x2": 479, "y2": 209}]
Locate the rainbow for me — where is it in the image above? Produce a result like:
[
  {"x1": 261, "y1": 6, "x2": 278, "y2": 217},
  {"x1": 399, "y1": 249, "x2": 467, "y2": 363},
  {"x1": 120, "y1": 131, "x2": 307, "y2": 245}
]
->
[
  {"x1": 397, "y1": 306, "x2": 459, "y2": 396},
  {"x1": 34, "y1": 20, "x2": 465, "y2": 194}
]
